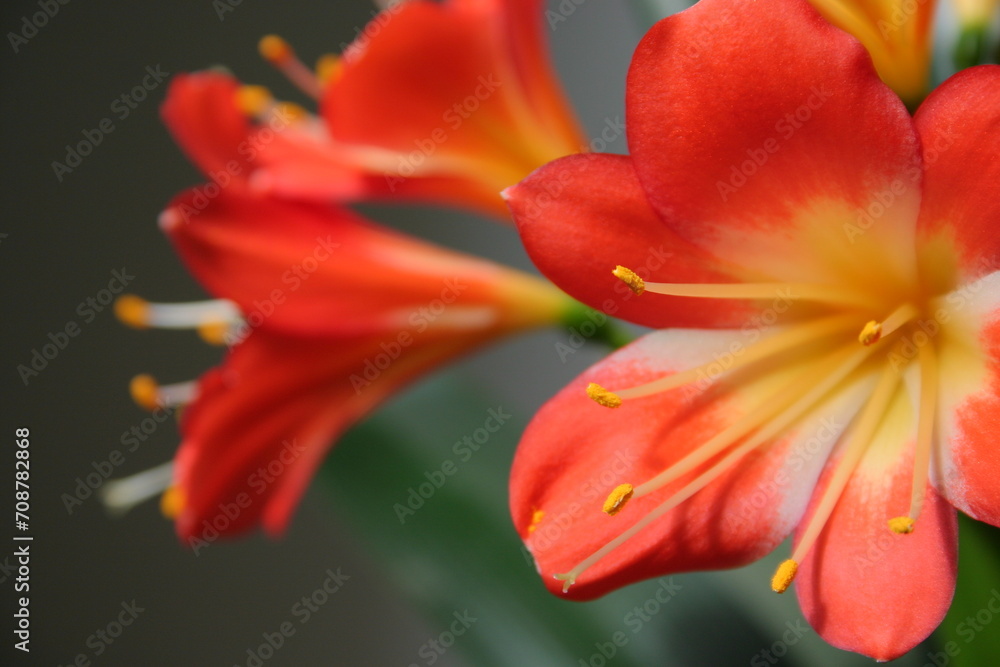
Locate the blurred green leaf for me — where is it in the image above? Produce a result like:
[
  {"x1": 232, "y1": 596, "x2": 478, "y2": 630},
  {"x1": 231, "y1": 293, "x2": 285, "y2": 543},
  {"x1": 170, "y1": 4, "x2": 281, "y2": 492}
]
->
[
  {"x1": 932, "y1": 513, "x2": 1000, "y2": 667},
  {"x1": 320, "y1": 377, "x2": 646, "y2": 667}
]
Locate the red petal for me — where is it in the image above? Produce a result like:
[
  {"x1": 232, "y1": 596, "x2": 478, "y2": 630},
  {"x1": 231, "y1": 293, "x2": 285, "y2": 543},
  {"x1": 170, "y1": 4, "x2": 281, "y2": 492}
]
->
[
  {"x1": 915, "y1": 66, "x2": 1000, "y2": 281},
  {"x1": 174, "y1": 327, "x2": 497, "y2": 540},
  {"x1": 323, "y1": 0, "x2": 583, "y2": 217},
  {"x1": 162, "y1": 191, "x2": 562, "y2": 339},
  {"x1": 626, "y1": 0, "x2": 920, "y2": 280},
  {"x1": 506, "y1": 153, "x2": 757, "y2": 329},
  {"x1": 796, "y1": 448, "x2": 957, "y2": 660},
  {"x1": 934, "y1": 273, "x2": 1000, "y2": 528},
  {"x1": 161, "y1": 72, "x2": 253, "y2": 183},
  {"x1": 510, "y1": 328, "x2": 861, "y2": 599}
]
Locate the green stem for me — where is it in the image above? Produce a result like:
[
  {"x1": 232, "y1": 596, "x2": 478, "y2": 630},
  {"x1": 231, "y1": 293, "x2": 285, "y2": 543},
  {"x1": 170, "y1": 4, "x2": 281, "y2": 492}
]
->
[
  {"x1": 559, "y1": 300, "x2": 635, "y2": 350},
  {"x1": 954, "y1": 25, "x2": 989, "y2": 70}
]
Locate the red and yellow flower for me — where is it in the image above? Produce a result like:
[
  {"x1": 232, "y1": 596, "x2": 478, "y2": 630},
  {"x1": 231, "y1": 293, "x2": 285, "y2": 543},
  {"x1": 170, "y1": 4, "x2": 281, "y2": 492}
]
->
[
  {"x1": 162, "y1": 0, "x2": 584, "y2": 220},
  {"x1": 506, "y1": 0, "x2": 1000, "y2": 659},
  {"x1": 110, "y1": 0, "x2": 586, "y2": 538}
]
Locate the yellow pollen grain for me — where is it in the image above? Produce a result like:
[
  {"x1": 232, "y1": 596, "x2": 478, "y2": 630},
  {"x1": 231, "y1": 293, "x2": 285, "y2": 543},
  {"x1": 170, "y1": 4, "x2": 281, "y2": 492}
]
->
[
  {"x1": 888, "y1": 516, "x2": 915, "y2": 534},
  {"x1": 858, "y1": 320, "x2": 882, "y2": 346},
  {"x1": 197, "y1": 322, "x2": 230, "y2": 346},
  {"x1": 159, "y1": 486, "x2": 185, "y2": 519},
  {"x1": 275, "y1": 102, "x2": 308, "y2": 122},
  {"x1": 316, "y1": 54, "x2": 343, "y2": 85},
  {"x1": 586, "y1": 383, "x2": 622, "y2": 408},
  {"x1": 114, "y1": 294, "x2": 150, "y2": 329},
  {"x1": 771, "y1": 559, "x2": 798, "y2": 593},
  {"x1": 603, "y1": 484, "x2": 634, "y2": 516},
  {"x1": 258, "y1": 35, "x2": 293, "y2": 65},
  {"x1": 527, "y1": 509, "x2": 544, "y2": 534},
  {"x1": 129, "y1": 374, "x2": 161, "y2": 412},
  {"x1": 236, "y1": 85, "x2": 273, "y2": 116},
  {"x1": 612, "y1": 265, "x2": 645, "y2": 295}
]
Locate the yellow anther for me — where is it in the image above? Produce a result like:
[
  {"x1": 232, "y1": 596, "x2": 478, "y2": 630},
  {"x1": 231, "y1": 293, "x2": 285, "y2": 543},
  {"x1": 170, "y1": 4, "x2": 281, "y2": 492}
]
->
[
  {"x1": 527, "y1": 509, "x2": 545, "y2": 534},
  {"x1": 114, "y1": 294, "x2": 150, "y2": 329},
  {"x1": 858, "y1": 320, "x2": 882, "y2": 346},
  {"x1": 197, "y1": 322, "x2": 230, "y2": 346},
  {"x1": 612, "y1": 265, "x2": 645, "y2": 295},
  {"x1": 553, "y1": 573, "x2": 576, "y2": 593},
  {"x1": 888, "y1": 516, "x2": 915, "y2": 534},
  {"x1": 275, "y1": 102, "x2": 308, "y2": 122},
  {"x1": 603, "y1": 484, "x2": 634, "y2": 516},
  {"x1": 771, "y1": 559, "x2": 798, "y2": 593},
  {"x1": 159, "y1": 486, "x2": 184, "y2": 519},
  {"x1": 586, "y1": 383, "x2": 622, "y2": 409},
  {"x1": 236, "y1": 85, "x2": 273, "y2": 116},
  {"x1": 129, "y1": 374, "x2": 161, "y2": 411},
  {"x1": 258, "y1": 34, "x2": 294, "y2": 65},
  {"x1": 316, "y1": 54, "x2": 343, "y2": 85}
]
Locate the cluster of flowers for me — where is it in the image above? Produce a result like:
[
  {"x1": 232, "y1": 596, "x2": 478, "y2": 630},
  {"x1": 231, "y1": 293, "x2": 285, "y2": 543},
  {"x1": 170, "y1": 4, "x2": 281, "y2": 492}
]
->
[{"x1": 113, "y1": 0, "x2": 999, "y2": 660}]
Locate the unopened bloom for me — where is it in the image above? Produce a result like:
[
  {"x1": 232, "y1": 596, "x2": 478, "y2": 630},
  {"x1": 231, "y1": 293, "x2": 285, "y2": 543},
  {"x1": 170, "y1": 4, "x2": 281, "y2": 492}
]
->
[
  {"x1": 506, "y1": 0, "x2": 1000, "y2": 659},
  {"x1": 116, "y1": 191, "x2": 572, "y2": 541},
  {"x1": 807, "y1": 0, "x2": 938, "y2": 105},
  {"x1": 162, "y1": 0, "x2": 585, "y2": 220}
]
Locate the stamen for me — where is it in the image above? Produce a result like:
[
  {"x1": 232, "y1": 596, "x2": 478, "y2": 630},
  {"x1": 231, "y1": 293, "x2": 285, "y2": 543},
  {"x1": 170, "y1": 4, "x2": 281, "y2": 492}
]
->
[
  {"x1": 612, "y1": 266, "x2": 645, "y2": 295},
  {"x1": 631, "y1": 343, "x2": 874, "y2": 501},
  {"x1": 786, "y1": 364, "x2": 902, "y2": 570},
  {"x1": 858, "y1": 321, "x2": 881, "y2": 346},
  {"x1": 316, "y1": 54, "x2": 343, "y2": 85},
  {"x1": 603, "y1": 484, "x2": 633, "y2": 516},
  {"x1": 258, "y1": 34, "x2": 323, "y2": 100},
  {"x1": 620, "y1": 275, "x2": 878, "y2": 309},
  {"x1": 114, "y1": 294, "x2": 150, "y2": 329},
  {"x1": 555, "y1": 344, "x2": 874, "y2": 591},
  {"x1": 899, "y1": 340, "x2": 938, "y2": 529},
  {"x1": 528, "y1": 509, "x2": 544, "y2": 534},
  {"x1": 888, "y1": 516, "x2": 914, "y2": 534},
  {"x1": 197, "y1": 322, "x2": 232, "y2": 346},
  {"x1": 114, "y1": 295, "x2": 241, "y2": 332},
  {"x1": 586, "y1": 383, "x2": 622, "y2": 408},
  {"x1": 99, "y1": 461, "x2": 174, "y2": 517},
  {"x1": 236, "y1": 84, "x2": 274, "y2": 117},
  {"x1": 129, "y1": 374, "x2": 195, "y2": 411},
  {"x1": 160, "y1": 486, "x2": 185, "y2": 519},
  {"x1": 603, "y1": 314, "x2": 858, "y2": 403},
  {"x1": 771, "y1": 559, "x2": 798, "y2": 593}
]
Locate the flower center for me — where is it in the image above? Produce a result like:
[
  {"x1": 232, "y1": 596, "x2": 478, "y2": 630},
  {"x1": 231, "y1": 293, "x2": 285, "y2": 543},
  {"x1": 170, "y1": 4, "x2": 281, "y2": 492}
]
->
[{"x1": 550, "y1": 259, "x2": 961, "y2": 594}]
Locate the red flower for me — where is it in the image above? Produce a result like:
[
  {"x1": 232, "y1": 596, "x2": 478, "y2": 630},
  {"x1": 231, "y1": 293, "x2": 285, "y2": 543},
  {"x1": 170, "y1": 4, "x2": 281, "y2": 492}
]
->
[
  {"x1": 161, "y1": 0, "x2": 584, "y2": 220},
  {"x1": 505, "y1": 0, "x2": 1000, "y2": 659},
  {"x1": 117, "y1": 192, "x2": 571, "y2": 543}
]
